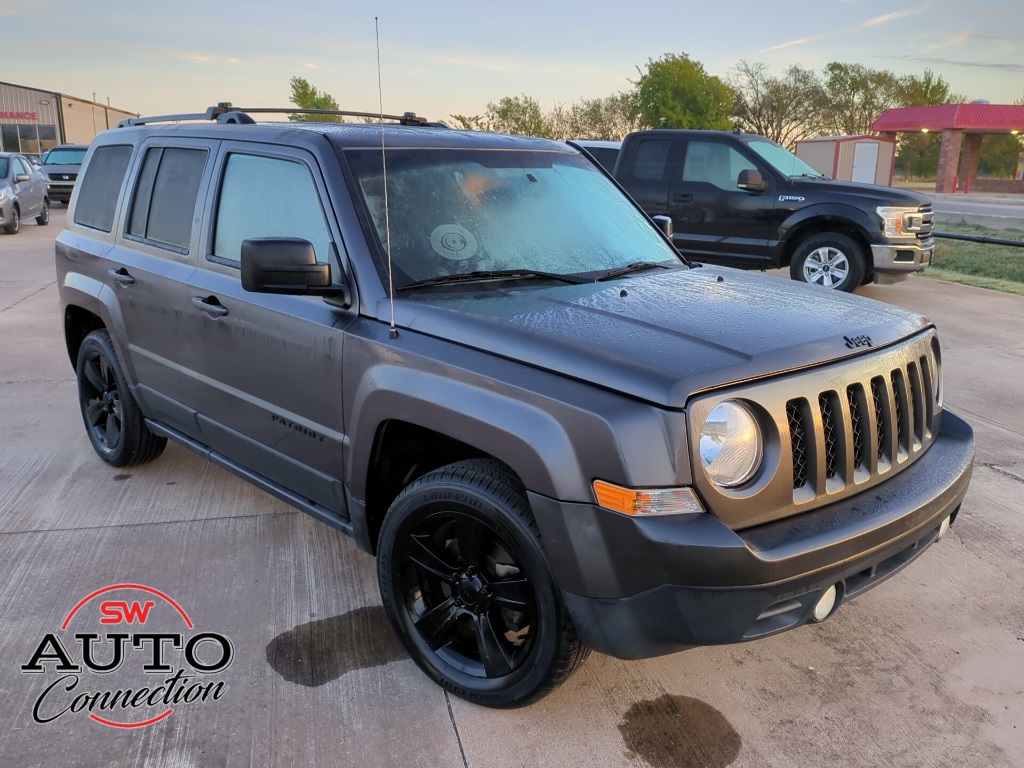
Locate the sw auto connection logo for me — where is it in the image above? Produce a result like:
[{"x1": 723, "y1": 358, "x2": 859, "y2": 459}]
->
[{"x1": 20, "y1": 584, "x2": 233, "y2": 728}]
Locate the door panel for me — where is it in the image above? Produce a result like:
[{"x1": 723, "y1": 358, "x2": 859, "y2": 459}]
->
[
  {"x1": 669, "y1": 139, "x2": 775, "y2": 267},
  {"x1": 182, "y1": 147, "x2": 352, "y2": 514}
]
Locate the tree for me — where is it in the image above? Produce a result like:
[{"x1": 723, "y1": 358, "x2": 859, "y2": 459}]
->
[
  {"x1": 548, "y1": 93, "x2": 639, "y2": 140},
  {"x1": 815, "y1": 62, "x2": 903, "y2": 135},
  {"x1": 631, "y1": 53, "x2": 735, "y2": 130},
  {"x1": 484, "y1": 94, "x2": 550, "y2": 137},
  {"x1": 730, "y1": 61, "x2": 821, "y2": 147},
  {"x1": 448, "y1": 114, "x2": 489, "y2": 131},
  {"x1": 288, "y1": 77, "x2": 341, "y2": 122}
]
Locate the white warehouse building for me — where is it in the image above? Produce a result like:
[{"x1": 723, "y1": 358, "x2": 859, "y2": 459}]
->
[{"x1": 0, "y1": 80, "x2": 137, "y2": 156}]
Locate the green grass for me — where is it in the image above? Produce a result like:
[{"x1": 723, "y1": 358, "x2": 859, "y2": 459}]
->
[{"x1": 925, "y1": 222, "x2": 1024, "y2": 294}]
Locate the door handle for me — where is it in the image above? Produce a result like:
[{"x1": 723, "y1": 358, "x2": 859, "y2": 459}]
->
[
  {"x1": 108, "y1": 268, "x2": 135, "y2": 285},
  {"x1": 672, "y1": 193, "x2": 693, "y2": 203},
  {"x1": 192, "y1": 296, "x2": 229, "y2": 317}
]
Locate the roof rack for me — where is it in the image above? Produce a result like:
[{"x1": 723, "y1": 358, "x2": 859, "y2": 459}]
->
[{"x1": 118, "y1": 103, "x2": 433, "y2": 128}]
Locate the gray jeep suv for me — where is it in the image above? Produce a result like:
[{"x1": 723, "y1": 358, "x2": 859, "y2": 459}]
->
[{"x1": 56, "y1": 105, "x2": 974, "y2": 708}]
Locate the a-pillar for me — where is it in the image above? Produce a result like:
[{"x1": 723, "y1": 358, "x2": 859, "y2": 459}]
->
[
  {"x1": 958, "y1": 133, "x2": 983, "y2": 190},
  {"x1": 935, "y1": 129, "x2": 963, "y2": 193}
]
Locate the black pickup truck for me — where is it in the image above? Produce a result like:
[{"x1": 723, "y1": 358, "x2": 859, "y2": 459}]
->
[{"x1": 598, "y1": 130, "x2": 935, "y2": 292}]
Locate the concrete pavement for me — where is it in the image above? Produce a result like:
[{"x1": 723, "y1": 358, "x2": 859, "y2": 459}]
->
[{"x1": 1, "y1": 210, "x2": 1022, "y2": 767}]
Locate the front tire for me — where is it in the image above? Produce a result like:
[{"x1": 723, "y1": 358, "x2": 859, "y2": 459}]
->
[
  {"x1": 790, "y1": 232, "x2": 865, "y2": 292},
  {"x1": 3, "y1": 205, "x2": 19, "y2": 234},
  {"x1": 76, "y1": 330, "x2": 167, "y2": 467},
  {"x1": 377, "y1": 460, "x2": 588, "y2": 707}
]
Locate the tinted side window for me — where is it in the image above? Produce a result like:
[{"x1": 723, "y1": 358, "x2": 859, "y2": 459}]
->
[
  {"x1": 682, "y1": 141, "x2": 757, "y2": 190},
  {"x1": 631, "y1": 140, "x2": 670, "y2": 180},
  {"x1": 128, "y1": 147, "x2": 207, "y2": 250},
  {"x1": 213, "y1": 154, "x2": 332, "y2": 264},
  {"x1": 74, "y1": 145, "x2": 133, "y2": 233}
]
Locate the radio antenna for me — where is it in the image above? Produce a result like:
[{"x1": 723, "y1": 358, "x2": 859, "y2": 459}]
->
[{"x1": 376, "y1": 17, "x2": 398, "y2": 339}]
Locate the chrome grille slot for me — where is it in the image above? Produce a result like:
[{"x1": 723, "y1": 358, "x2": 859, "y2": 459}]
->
[
  {"x1": 819, "y1": 393, "x2": 839, "y2": 480},
  {"x1": 907, "y1": 361, "x2": 925, "y2": 448},
  {"x1": 870, "y1": 375, "x2": 891, "y2": 469},
  {"x1": 919, "y1": 355, "x2": 934, "y2": 438},
  {"x1": 847, "y1": 384, "x2": 866, "y2": 473},
  {"x1": 891, "y1": 369, "x2": 909, "y2": 460}
]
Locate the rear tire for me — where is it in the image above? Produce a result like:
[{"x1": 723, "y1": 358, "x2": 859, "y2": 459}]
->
[
  {"x1": 76, "y1": 330, "x2": 167, "y2": 467},
  {"x1": 377, "y1": 459, "x2": 588, "y2": 707},
  {"x1": 790, "y1": 233, "x2": 865, "y2": 292},
  {"x1": 3, "y1": 205, "x2": 19, "y2": 234},
  {"x1": 36, "y1": 200, "x2": 49, "y2": 226}
]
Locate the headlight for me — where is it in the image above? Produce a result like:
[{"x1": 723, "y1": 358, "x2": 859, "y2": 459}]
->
[
  {"x1": 700, "y1": 401, "x2": 762, "y2": 488},
  {"x1": 876, "y1": 206, "x2": 924, "y2": 238},
  {"x1": 0, "y1": 187, "x2": 9, "y2": 202}
]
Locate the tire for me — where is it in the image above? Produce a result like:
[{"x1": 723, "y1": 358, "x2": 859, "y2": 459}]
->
[
  {"x1": 76, "y1": 329, "x2": 167, "y2": 467},
  {"x1": 377, "y1": 459, "x2": 588, "y2": 708},
  {"x1": 790, "y1": 233, "x2": 865, "y2": 292},
  {"x1": 36, "y1": 200, "x2": 49, "y2": 226},
  {"x1": 3, "y1": 205, "x2": 19, "y2": 235}
]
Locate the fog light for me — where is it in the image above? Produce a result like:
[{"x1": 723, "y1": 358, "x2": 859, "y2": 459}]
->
[
  {"x1": 938, "y1": 515, "x2": 951, "y2": 540},
  {"x1": 811, "y1": 585, "x2": 838, "y2": 622}
]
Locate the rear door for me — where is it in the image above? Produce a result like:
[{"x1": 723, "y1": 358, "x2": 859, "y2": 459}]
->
[
  {"x1": 668, "y1": 138, "x2": 775, "y2": 267},
  {"x1": 615, "y1": 136, "x2": 674, "y2": 218},
  {"x1": 182, "y1": 143, "x2": 353, "y2": 515},
  {"x1": 13, "y1": 156, "x2": 44, "y2": 218}
]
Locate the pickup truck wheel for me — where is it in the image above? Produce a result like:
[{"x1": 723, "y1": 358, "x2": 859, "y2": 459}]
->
[
  {"x1": 3, "y1": 205, "x2": 19, "y2": 234},
  {"x1": 36, "y1": 200, "x2": 49, "y2": 226},
  {"x1": 377, "y1": 459, "x2": 588, "y2": 707},
  {"x1": 76, "y1": 330, "x2": 167, "y2": 467},
  {"x1": 790, "y1": 233, "x2": 865, "y2": 292}
]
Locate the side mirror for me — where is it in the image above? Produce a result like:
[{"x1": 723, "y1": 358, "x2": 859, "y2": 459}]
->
[
  {"x1": 737, "y1": 169, "x2": 767, "y2": 193},
  {"x1": 651, "y1": 214, "x2": 674, "y2": 238},
  {"x1": 14, "y1": 174, "x2": 31, "y2": 183},
  {"x1": 241, "y1": 238, "x2": 348, "y2": 302}
]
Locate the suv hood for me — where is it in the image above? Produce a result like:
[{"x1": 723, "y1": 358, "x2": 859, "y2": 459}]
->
[
  {"x1": 386, "y1": 267, "x2": 930, "y2": 408},
  {"x1": 789, "y1": 178, "x2": 931, "y2": 207}
]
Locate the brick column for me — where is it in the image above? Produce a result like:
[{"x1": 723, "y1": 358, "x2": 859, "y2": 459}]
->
[
  {"x1": 935, "y1": 129, "x2": 963, "y2": 193},
  {"x1": 958, "y1": 133, "x2": 983, "y2": 187}
]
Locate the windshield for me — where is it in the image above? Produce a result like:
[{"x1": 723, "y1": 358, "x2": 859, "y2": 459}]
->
[
  {"x1": 344, "y1": 148, "x2": 681, "y2": 290},
  {"x1": 41, "y1": 148, "x2": 87, "y2": 166},
  {"x1": 747, "y1": 140, "x2": 826, "y2": 179}
]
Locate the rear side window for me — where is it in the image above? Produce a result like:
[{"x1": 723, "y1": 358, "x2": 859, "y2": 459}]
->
[
  {"x1": 74, "y1": 145, "x2": 133, "y2": 232},
  {"x1": 128, "y1": 147, "x2": 208, "y2": 250},
  {"x1": 212, "y1": 153, "x2": 333, "y2": 264},
  {"x1": 630, "y1": 140, "x2": 670, "y2": 180}
]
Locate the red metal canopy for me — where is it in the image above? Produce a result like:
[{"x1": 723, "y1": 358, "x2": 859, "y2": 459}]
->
[{"x1": 871, "y1": 104, "x2": 1024, "y2": 133}]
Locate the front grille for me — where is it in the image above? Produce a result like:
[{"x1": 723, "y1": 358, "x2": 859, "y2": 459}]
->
[
  {"x1": 917, "y1": 204, "x2": 934, "y2": 242},
  {"x1": 48, "y1": 172, "x2": 77, "y2": 182},
  {"x1": 689, "y1": 330, "x2": 941, "y2": 529},
  {"x1": 784, "y1": 344, "x2": 938, "y2": 500}
]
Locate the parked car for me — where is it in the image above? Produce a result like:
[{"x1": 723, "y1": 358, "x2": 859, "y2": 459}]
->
[
  {"x1": 608, "y1": 130, "x2": 935, "y2": 291},
  {"x1": 0, "y1": 152, "x2": 49, "y2": 234},
  {"x1": 38, "y1": 144, "x2": 89, "y2": 205},
  {"x1": 56, "y1": 105, "x2": 973, "y2": 707},
  {"x1": 571, "y1": 139, "x2": 621, "y2": 173}
]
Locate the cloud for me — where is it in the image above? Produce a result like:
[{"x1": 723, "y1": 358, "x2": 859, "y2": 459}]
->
[
  {"x1": 760, "y1": 4, "x2": 927, "y2": 53},
  {"x1": 898, "y1": 55, "x2": 1024, "y2": 73},
  {"x1": 923, "y1": 31, "x2": 1017, "y2": 52}
]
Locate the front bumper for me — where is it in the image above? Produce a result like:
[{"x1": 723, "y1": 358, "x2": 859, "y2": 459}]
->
[
  {"x1": 531, "y1": 410, "x2": 974, "y2": 659},
  {"x1": 46, "y1": 182, "x2": 74, "y2": 202},
  {"x1": 871, "y1": 236, "x2": 935, "y2": 279}
]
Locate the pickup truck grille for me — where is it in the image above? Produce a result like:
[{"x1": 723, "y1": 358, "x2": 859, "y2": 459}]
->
[
  {"x1": 916, "y1": 204, "x2": 934, "y2": 242},
  {"x1": 688, "y1": 330, "x2": 941, "y2": 530}
]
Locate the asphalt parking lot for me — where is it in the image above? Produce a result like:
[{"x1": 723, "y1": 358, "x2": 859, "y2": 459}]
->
[{"x1": 1, "y1": 208, "x2": 1022, "y2": 768}]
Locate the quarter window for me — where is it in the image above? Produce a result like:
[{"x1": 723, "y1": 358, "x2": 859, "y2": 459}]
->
[
  {"x1": 74, "y1": 145, "x2": 133, "y2": 233},
  {"x1": 630, "y1": 140, "x2": 670, "y2": 181},
  {"x1": 213, "y1": 153, "x2": 333, "y2": 264},
  {"x1": 128, "y1": 146, "x2": 208, "y2": 250}
]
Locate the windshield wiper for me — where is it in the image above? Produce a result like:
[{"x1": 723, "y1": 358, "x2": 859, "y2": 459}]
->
[
  {"x1": 593, "y1": 261, "x2": 671, "y2": 282},
  {"x1": 791, "y1": 172, "x2": 828, "y2": 180},
  {"x1": 397, "y1": 269, "x2": 589, "y2": 291}
]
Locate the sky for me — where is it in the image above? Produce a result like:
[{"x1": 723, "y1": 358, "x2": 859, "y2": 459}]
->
[{"x1": 3, "y1": 0, "x2": 1023, "y2": 120}]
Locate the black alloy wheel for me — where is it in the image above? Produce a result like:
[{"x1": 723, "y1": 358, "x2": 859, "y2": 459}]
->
[
  {"x1": 36, "y1": 200, "x2": 49, "y2": 226},
  {"x1": 378, "y1": 460, "x2": 588, "y2": 707},
  {"x1": 76, "y1": 330, "x2": 166, "y2": 467}
]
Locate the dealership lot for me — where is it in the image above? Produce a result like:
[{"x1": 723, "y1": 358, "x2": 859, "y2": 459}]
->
[{"x1": 1, "y1": 209, "x2": 1022, "y2": 768}]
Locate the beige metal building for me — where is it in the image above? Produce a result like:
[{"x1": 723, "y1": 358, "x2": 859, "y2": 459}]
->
[
  {"x1": 795, "y1": 135, "x2": 896, "y2": 186},
  {"x1": 0, "y1": 80, "x2": 137, "y2": 155}
]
